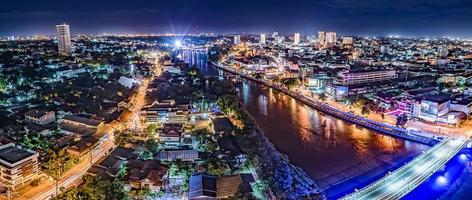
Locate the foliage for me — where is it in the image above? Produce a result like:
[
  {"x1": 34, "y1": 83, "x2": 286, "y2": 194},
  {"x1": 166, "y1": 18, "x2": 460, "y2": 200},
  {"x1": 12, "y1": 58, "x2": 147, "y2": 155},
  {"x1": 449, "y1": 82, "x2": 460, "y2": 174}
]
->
[
  {"x1": 144, "y1": 139, "x2": 159, "y2": 153},
  {"x1": 282, "y1": 78, "x2": 299, "y2": 89},
  {"x1": 206, "y1": 160, "x2": 230, "y2": 177},
  {"x1": 195, "y1": 130, "x2": 218, "y2": 152},
  {"x1": 42, "y1": 149, "x2": 78, "y2": 180},
  {"x1": 146, "y1": 124, "x2": 158, "y2": 138},
  {"x1": 53, "y1": 176, "x2": 130, "y2": 200},
  {"x1": 21, "y1": 133, "x2": 51, "y2": 150},
  {"x1": 115, "y1": 130, "x2": 133, "y2": 146}
]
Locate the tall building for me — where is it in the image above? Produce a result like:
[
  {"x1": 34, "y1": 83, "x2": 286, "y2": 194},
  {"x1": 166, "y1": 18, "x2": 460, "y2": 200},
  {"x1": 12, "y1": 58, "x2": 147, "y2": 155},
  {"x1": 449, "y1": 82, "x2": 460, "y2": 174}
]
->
[
  {"x1": 294, "y1": 33, "x2": 301, "y2": 45},
  {"x1": 260, "y1": 34, "x2": 266, "y2": 44},
  {"x1": 325, "y1": 32, "x2": 337, "y2": 46},
  {"x1": 317, "y1": 31, "x2": 325, "y2": 47},
  {"x1": 233, "y1": 35, "x2": 241, "y2": 45},
  {"x1": 334, "y1": 69, "x2": 397, "y2": 85},
  {"x1": 56, "y1": 24, "x2": 72, "y2": 56},
  {"x1": 272, "y1": 32, "x2": 279, "y2": 38}
]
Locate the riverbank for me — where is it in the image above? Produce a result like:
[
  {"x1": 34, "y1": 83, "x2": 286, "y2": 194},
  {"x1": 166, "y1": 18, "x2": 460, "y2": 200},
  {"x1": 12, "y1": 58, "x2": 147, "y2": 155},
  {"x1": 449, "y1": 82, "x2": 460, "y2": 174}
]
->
[
  {"x1": 216, "y1": 83, "x2": 326, "y2": 199},
  {"x1": 210, "y1": 61, "x2": 441, "y2": 146}
]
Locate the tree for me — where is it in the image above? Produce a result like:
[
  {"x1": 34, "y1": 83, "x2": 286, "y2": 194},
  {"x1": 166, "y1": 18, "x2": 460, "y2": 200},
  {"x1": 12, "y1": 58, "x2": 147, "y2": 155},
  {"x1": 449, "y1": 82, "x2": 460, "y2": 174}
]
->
[
  {"x1": 115, "y1": 131, "x2": 132, "y2": 146},
  {"x1": 0, "y1": 74, "x2": 6, "y2": 93},
  {"x1": 144, "y1": 139, "x2": 159, "y2": 153},
  {"x1": 146, "y1": 124, "x2": 158, "y2": 138},
  {"x1": 42, "y1": 149, "x2": 78, "y2": 195},
  {"x1": 54, "y1": 176, "x2": 130, "y2": 200}
]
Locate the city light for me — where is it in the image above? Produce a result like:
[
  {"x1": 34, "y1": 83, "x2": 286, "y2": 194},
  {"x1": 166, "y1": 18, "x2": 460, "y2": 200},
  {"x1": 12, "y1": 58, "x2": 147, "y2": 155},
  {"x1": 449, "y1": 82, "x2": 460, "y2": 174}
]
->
[{"x1": 174, "y1": 40, "x2": 182, "y2": 47}]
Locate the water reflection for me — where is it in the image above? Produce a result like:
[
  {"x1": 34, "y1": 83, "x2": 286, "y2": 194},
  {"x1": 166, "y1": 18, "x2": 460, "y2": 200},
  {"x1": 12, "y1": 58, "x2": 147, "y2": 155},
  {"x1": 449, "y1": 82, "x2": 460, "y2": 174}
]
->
[
  {"x1": 237, "y1": 80, "x2": 428, "y2": 185},
  {"x1": 188, "y1": 53, "x2": 429, "y2": 190}
]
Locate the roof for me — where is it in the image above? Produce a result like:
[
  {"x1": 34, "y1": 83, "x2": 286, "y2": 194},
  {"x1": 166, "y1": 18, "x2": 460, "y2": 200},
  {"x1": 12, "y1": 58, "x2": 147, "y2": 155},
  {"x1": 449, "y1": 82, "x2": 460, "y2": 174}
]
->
[
  {"x1": 157, "y1": 149, "x2": 199, "y2": 161},
  {"x1": 60, "y1": 123, "x2": 95, "y2": 137},
  {"x1": 111, "y1": 146, "x2": 134, "y2": 160},
  {"x1": 24, "y1": 109, "x2": 50, "y2": 118},
  {"x1": 69, "y1": 137, "x2": 99, "y2": 153},
  {"x1": 0, "y1": 144, "x2": 37, "y2": 164},
  {"x1": 422, "y1": 93, "x2": 451, "y2": 104},
  {"x1": 63, "y1": 115, "x2": 103, "y2": 127},
  {"x1": 189, "y1": 174, "x2": 217, "y2": 199},
  {"x1": 212, "y1": 117, "x2": 233, "y2": 133},
  {"x1": 217, "y1": 173, "x2": 255, "y2": 197},
  {"x1": 124, "y1": 160, "x2": 169, "y2": 186}
]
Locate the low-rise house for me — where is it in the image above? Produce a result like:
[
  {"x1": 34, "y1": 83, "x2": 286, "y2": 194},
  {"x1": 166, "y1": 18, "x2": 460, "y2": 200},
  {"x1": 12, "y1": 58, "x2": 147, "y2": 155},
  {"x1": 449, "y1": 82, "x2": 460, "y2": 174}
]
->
[
  {"x1": 24, "y1": 109, "x2": 55, "y2": 125},
  {"x1": 123, "y1": 160, "x2": 169, "y2": 192},
  {"x1": 0, "y1": 143, "x2": 40, "y2": 191},
  {"x1": 24, "y1": 123, "x2": 52, "y2": 136},
  {"x1": 188, "y1": 173, "x2": 255, "y2": 200},
  {"x1": 159, "y1": 124, "x2": 183, "y2": 146},
  {"x1": 60, "y1": 123, "x2": 95, "y2": 139},
  {"x1": 62, "y1": 115, "x2": 104, "y2": 130},
  {"x1": 111, "y1": 146, "x2": 134, "y2": 160},
  {"x1": 67, "y1": 137, "x2": 99, "y2": 160},
  {"x1": 156, "y1": 149, "x2": 199, "y2": 162}
]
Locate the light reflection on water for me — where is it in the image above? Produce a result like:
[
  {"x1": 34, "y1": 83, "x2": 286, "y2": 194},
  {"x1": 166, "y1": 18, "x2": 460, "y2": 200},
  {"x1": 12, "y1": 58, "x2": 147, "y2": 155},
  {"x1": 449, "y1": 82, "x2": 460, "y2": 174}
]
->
[{"x1": 186, "y1": 51, "x2": 429, "y2": 190}]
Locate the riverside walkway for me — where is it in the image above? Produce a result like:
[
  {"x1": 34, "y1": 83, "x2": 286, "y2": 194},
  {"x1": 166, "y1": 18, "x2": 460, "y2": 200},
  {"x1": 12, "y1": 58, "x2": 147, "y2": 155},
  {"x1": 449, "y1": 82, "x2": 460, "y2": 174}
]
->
[
  {"x1": 341, "y1": 137, "x2": 470, "y2": 200},
  {"x1": 210, "y1": 61, "x2": 441, "y2": 146}
]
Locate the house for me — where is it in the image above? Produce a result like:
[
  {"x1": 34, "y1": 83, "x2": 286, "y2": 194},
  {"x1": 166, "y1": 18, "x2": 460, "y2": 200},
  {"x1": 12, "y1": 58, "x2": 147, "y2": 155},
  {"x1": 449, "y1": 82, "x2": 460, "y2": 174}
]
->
[
  {"x1": 96, "y1": 155, "x2": 126, "y2": 177},
  {"x1": 59, "y1": 123, "x2": 95, "y2": 139},
  {"x1": 156, "y1": 149, "x2": 199, "y2": 162},
  {"x1": 24, "y1": 109, "x2": 55, "y2": 125},
  {"x1": 0, "y1": 143, "x2": 40, "y2": 191},
  {"x1": 24, "y1": 123, "x2": 52, "y2": 136},
  {"x1": 159, "y1": 123, "x2": 183, "y2": 146},
  {"x1": 188, "y1": 174, "x2": 217, "y2": 200},
  {"x1": 111, "y1": 146, "x2": 134, "y2": 160},
  {"x1": 67, "y1": 137, "x2": 100, "y2": 159},
  {"x1": 62, "y1": 115, "x2": 104, "y2": 130},
  {"x1": 188, "y1": 173, "x2": 255, "y2": 200},
  {"x1": 123, "y1": 160, "x2": 169, "y2": 192}
]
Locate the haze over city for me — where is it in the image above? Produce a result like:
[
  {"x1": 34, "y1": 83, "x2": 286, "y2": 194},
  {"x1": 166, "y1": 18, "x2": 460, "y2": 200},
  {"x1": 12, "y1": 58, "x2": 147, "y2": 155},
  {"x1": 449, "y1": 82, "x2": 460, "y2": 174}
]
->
[{"x1": 2, "y1": 0, "x2": 472, "y2": 37}]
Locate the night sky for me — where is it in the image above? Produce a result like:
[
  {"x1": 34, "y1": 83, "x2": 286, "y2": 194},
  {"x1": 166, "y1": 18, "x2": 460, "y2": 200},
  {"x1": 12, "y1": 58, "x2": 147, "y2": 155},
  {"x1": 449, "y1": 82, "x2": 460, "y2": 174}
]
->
[{"x1": 2, "y1": 0, "x2": 472, "y2": 37}]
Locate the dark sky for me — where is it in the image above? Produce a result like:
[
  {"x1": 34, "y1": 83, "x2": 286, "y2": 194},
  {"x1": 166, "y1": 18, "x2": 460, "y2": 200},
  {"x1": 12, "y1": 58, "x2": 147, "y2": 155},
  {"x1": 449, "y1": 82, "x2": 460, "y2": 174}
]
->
[{"x1": 1, "y1": 0, "x2": 472, "y2": 37}]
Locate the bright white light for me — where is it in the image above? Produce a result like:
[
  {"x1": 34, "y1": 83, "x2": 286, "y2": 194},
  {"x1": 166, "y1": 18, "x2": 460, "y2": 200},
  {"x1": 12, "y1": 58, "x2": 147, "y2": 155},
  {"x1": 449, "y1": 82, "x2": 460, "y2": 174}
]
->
[
  {"x1": 174, "y1": 40, "x2": 182, "y2": 47},
  {"x1": 436, "y1": 176, "x2": 448, "y2": 186},
  {"x1": 389, "y1": 180, "x2": 404, "y2": 191},
  {"x1": 459, "y1": 154, "x2": 468, "y2": 162}
]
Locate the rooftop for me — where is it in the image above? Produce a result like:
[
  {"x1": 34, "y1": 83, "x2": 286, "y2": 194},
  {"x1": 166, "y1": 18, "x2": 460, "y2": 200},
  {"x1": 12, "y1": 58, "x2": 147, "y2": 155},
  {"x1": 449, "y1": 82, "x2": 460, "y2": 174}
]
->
[
  {"x1": 63, "y1": 115, "x2": 103, "y2": 127},
  {"x1": 0, "y1": 144, "x2": 37, "y2": 164}
]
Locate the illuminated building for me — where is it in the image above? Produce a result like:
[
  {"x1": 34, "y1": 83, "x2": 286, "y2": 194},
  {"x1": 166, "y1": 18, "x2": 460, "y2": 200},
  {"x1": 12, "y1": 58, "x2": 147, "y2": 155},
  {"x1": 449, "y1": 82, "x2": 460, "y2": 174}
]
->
[
  {"x1": 334, "y1": 69, "x2": 397, "y2": 85},
  {"x1": 233, "y1": 35, "x2": 241, "y2": 45},
  {"x1": 272, "y1": 31, "x2": 278, "y2": 38},
  {"x1": 260, "y1": 34, "x2": 266, "y2": 44},
  {"x1": 342, "y1": 37, "x2": 353, "y2": 45},
  {"x1": 55, "y1": 24, "x2": 72, "y2": 56},
  {"x1": 325, "y1": 32, "x2": 337, "y2": 46},
  {"x1": 0, "y1": 143, "x2": 40, "y2": 191},
  {"x1": 294, "y1": 33, "x2": 300, "y2": 45},
  {"x1": 317, "y1": 31, "x2": 325, "y2": 47}
]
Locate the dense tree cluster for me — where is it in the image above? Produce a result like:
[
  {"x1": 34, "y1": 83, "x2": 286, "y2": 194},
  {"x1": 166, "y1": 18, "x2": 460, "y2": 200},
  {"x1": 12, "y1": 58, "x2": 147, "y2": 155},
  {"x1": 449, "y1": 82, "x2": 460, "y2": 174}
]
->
[{"x1": 53, "y1": 176, "x2": 130, "y2": 200}]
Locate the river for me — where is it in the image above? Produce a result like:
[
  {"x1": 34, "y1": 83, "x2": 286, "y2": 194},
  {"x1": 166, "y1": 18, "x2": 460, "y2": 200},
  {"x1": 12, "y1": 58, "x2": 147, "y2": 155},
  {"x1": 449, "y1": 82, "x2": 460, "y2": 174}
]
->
[{"x1": 180, "y1": 49, "x2": 433, "y2": 198}]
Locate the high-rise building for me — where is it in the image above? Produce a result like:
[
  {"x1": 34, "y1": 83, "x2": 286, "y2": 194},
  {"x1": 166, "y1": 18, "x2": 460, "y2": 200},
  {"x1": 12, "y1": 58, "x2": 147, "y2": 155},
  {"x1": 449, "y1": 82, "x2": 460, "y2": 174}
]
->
[
  {"x1": 56, "y1": 24, "x2": 72, "y2": 56},
  {"x1": 325, "y1": 32, "x2": 337, "y2": 46},
  {"x1": 272, "y1": 32, "x2": 279, "y2": 38},
  {"x1": 294, "y1": 33, "x2": 301, "y2": 45},
  {"x1": 317, "y1": 31, "x2": 325, "y2": 47},
  {"x1": 260, "y1": 34, "x2": 266, "y2": 44},
  {"x1": 234, "y1": 35, "x2": 241, "y2": 45}
]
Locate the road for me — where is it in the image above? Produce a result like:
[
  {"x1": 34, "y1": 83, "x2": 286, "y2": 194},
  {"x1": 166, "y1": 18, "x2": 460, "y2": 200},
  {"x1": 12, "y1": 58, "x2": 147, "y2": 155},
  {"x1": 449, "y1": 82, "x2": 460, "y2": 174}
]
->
[
  {"x1": 15, "y1": 54, "x2": 162, "y2": 200},
  {"x1": 341, "y1": 137, "x2": 470, "y2": 200}
]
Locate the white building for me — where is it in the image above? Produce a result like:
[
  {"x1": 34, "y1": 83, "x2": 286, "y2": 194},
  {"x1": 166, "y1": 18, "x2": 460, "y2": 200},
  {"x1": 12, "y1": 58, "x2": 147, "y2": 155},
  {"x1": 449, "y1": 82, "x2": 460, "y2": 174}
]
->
[
  {"x1": 0, "y1": 144, "x2": 40, "y2": 191},
  {"x1": 294, "y1": 33, "x2": 301, "y2": 45},
  {"x1": 317, "y1": 31, "x2": 325, "y2": 47},
  {"x1": 56, "y1": 24, "x2": 72, "y2": 56},
  {"x1": 260, "y1": 34, "x2": 266, "y2": 44},
  {"x1": 233, "y1": 35, "x2": 241, "y2": 45},
  {"x1": 334, "y1": 69, "x2": 397, "y2": 85},
  {"x1": 272, "y1": 32, "x2": 278, "y2": 38},
  {"x1": 325, "y1": 32, "x2": 337, "y2": 46}
]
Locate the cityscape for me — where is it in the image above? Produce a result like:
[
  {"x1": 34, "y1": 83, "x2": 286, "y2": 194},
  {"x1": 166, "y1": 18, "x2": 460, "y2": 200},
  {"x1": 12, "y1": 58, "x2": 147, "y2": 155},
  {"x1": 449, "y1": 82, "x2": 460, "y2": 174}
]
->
[{"x1": 1, "y1": 0, "x2": 472, "y2": 200}]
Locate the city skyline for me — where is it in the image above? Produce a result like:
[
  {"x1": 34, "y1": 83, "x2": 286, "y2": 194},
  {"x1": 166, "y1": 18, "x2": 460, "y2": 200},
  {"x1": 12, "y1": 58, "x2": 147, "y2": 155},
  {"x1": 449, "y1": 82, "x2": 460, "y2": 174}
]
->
[{"x1": 2, "y1": 0, "x2": 472, "y2": 37}]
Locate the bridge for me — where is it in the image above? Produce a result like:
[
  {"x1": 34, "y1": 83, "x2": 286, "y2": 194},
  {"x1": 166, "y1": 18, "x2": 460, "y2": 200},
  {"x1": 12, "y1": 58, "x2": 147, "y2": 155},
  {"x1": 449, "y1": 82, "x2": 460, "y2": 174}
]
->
[{"x1": 341, "y1": 137, "x2": 470, "y2": 200}]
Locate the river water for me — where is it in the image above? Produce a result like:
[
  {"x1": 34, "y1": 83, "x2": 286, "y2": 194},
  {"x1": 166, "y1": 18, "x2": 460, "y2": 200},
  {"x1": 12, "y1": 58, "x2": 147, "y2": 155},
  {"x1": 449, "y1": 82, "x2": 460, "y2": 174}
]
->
[{"x1": 181, "y1": 50, "x2": 431, "y2": 198}]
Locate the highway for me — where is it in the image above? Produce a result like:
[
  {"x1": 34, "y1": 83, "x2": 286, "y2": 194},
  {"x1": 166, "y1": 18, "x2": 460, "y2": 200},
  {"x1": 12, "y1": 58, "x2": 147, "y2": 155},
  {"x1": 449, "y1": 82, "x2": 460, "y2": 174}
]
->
[{"x1": 341, "y1": 137, "x2": 470, "y2": 200}]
